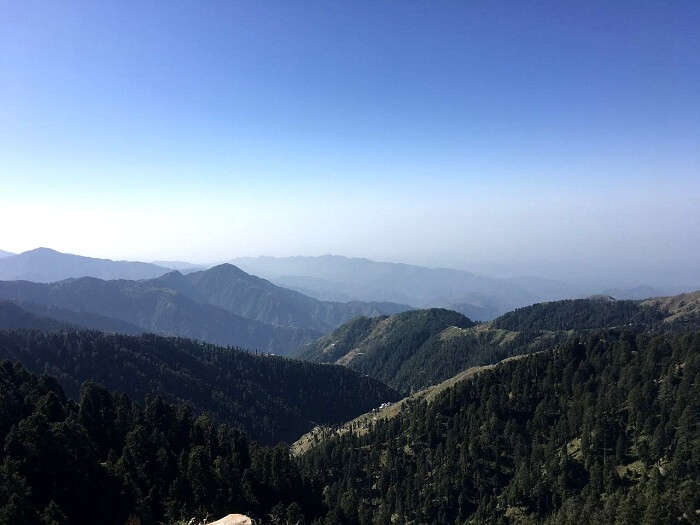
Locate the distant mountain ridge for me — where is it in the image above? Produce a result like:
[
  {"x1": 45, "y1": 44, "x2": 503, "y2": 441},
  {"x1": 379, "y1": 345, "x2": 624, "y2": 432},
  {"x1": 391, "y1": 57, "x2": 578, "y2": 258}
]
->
[
  {"x1": 231, "y1": 255, "x2": 572, "y2": 320},
  {"x1": 0, "y1": 247, "x2": 171, "y2": 282},
  {"x1": 0, "y1": 277, "x2": 319, "y2": 354},
  {"x1": 0, "y1": 248, "x2": 410, "y2": 333},
  {"x1": 176, "y1": 264, "x2": 410, "y2": 332},
  {"x1": 0, "y1": 262, "x2": 411, "y2": 353},
  {"x1": 152, "y1": 260, "x2": 206, "y2": 272},
  {"x1": 0, "y1": 249, "x2": 13, "y2": 258}
]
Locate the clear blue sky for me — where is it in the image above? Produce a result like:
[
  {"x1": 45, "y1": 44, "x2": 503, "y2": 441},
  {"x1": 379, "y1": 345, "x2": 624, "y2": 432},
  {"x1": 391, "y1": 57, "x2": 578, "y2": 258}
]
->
[{"x1": 1, "y1": 1, "x2": 698, "y2": 285}]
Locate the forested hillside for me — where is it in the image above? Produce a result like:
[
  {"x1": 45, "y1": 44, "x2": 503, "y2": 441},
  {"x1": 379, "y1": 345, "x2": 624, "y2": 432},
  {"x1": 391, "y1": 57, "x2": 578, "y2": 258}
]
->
[
  {"x1": 0, "y1": 361, "x2": 322, "y2": 524},
  {"x1": 5, "y1": 327, "x2": 693, "y2": 524},
  {"x1": 298, "y1": 329, "x2": 700, "y2": 524},
  {"x1": 641, "y1": 291, "x2": 700, "y2": 326},
  {"x1": 0, "y1": 302, "x2": 68, "y2": 332},
  {"x1": 297, "y1": 308, "x2": 561, "y2": 394},
  {"x1": 0, "y1": 295, "x2": 698, "y2": 524},
  {"x1": 299, "y1": 295, "x2": 700, "y2": 395},
  {"x1": 297, "y1": 309, "x2": 482, "y2": 394},
  {"x1": 491, "y1": 297, "x2": 665, "y2": 332},
  {"x1": 0, "y1": 329, "x2": 399, "y2": 444},
  {"x1": 0, "y1": 301, "x2": 144, "y2": 334}
]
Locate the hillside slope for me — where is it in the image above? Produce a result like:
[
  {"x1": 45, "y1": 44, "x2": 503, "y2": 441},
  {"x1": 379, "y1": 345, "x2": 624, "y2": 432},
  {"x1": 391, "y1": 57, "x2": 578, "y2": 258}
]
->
[
  {"x1": 641, "y1": 290, "x2": 700, "y2": 323},
  {"x1": 0, "y1": 278, "x2": 318, "y2": 354},
  {"x1": 16, "y1": 301, "x2": 144, "y2": 333},
  {"x1": 298, "y1": 293, "x2": 700, "y2": 394},
  {"x1": 0, "y1": 329, "x2": 400, "y2": 444},
  {"x1": 292, "y1": 352, "x2": 534, "y2": 456},
  {"x1": 296, "y1": 307, "x2": 556, "y2": 395},
  {"x1": 0, "y1": 361, "x2": 324, "y2": 524},
  {"x1": 178, "y1": 264, "x2": 410, "y2": 332},
  {"x1": 0, "y1": 301, "x2": 69, "y2": 331},
  {"x1": 296, "y1": 309, "x2": 504, "y2": 394},
  {"x1": 297, "y1": 329, "x2": 700, "y2": 523},
  {"x1": 490, "y1": 296, "x2": 666, "y2": 331}
]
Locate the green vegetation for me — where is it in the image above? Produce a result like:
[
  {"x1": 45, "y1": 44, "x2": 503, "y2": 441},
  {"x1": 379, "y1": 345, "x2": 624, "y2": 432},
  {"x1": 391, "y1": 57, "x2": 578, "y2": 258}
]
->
[
  {"x1": 490, "y1": 297, "x2": 664, "y2": 332},
  {"x1": 299, "y1": 296, "x2": 700, "y2": 395},
  {"x1": 4, "y1": 325, "x2": 694, "y2": 524},
  {"x1": 297, "y1": 308, "x2": 555, "y2": 394},
  {"x1": 641, "y1": 291, "x2": 700, "y2": 326},
  {"x1": 1, "y1": 292, "x2": 698, "y2": 523},
  {"x1": 298, "y1": 329, "x2": 700, "y2": 524},
  {"x1": 0, "y1": 361, "x2": 322, "y2": 524},
  {"x1": 297, "y1": 309, "x2": 478, "y2": 394},
  {"x1": 0, "y1": 329, "x2": 399, "y2": 445}
]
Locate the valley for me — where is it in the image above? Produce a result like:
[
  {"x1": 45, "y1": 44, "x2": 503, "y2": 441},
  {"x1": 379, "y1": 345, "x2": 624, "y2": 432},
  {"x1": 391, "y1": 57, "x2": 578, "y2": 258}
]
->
[{"x1": 0, "y1": 256, "x2": 697, "y2": 523}]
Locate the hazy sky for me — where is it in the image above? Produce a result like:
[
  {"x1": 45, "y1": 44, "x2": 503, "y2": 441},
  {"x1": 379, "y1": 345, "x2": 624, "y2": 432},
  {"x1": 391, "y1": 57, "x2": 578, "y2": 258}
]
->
[{"x1": 1, "y1": 1, "x2": 698, "y2": 285}]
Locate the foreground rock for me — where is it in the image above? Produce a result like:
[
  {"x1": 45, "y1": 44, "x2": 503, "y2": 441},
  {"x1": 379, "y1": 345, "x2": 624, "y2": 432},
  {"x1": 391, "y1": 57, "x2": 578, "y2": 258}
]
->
[{"x1": 206, "y1": 514, "x2": 253, "y2": 525}]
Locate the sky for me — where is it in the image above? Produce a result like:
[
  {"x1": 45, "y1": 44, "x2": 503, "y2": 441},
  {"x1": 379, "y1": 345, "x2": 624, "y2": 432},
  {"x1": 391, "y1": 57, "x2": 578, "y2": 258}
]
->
[{"x1": 1, "y1": 1, "x2": 699, "y2": 286}]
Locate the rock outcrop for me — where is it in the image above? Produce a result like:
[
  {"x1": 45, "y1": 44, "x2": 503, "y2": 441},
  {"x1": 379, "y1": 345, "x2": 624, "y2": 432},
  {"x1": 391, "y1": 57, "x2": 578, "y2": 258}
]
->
[{"x1": 206, "y1": 514, "x2": 253, "y2": 525}]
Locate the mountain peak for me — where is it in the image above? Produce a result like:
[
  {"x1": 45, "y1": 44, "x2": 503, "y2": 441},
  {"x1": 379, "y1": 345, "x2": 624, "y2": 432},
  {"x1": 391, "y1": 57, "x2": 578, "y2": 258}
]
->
[
  {"x1": 24, "y1": 247, "x2": 61, "y2": 255},
  {"x1": 206, "y1": 263, "x2": 250, "y2": 277},
  {"x1": 151, "y1": 269, "x2": 186, "y2": 284},
  {"x1": 0, "y1": 247, "x2": 170, "y2": 282}
]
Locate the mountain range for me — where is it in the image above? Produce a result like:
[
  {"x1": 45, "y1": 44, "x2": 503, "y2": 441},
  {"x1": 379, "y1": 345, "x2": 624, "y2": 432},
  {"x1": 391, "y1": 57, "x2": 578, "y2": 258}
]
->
[
  {"x1": 2, "y1": 249, "x2": 535, "y2": 319},
  {"x1": 0, "y1": 248, "x2": 680, "y2": 322},
  {"x1": 0, "y1": 247, "x2": 171, "y2": 281},
  {"x1": 0, "y1": 276, "x2": 318, "y2": 354},
  {"x1": 2, "y1": 287, "x2": 696, "y2": 524},
  {"x1": 231, "y1": 255, "x2": 584, "y2": 319},
  {"x1": 0, "y1": 263, "x2": 409, "y2": 354},
  {"x1": 164, "y1": 264, "x2": 409, "y2": 332},
  {"x1": 151, "y1": 260, "x2": 206, "y2": 272}
]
